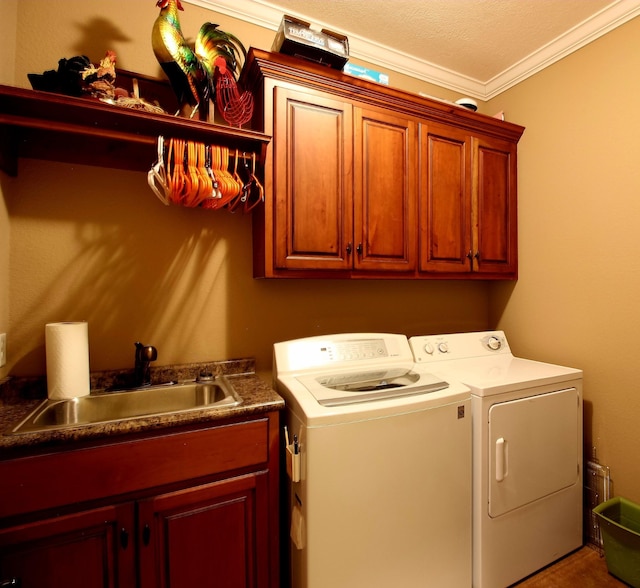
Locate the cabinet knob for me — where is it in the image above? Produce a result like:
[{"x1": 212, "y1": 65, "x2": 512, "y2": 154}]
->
[
  {"x1": 0, "y1": 579, "x2": 21, "y2": 587},
  {"x1": 466, "y1": 250, "x2": 480, "y2": 263},
  {"x1": 346, "y1": 242, "x2": 352, "y2": 255},
  {"x1": 356, "y1": 243, "x2": 363, "y2": 255}
]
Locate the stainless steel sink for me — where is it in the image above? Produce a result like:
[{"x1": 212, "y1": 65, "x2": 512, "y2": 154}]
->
[{"x1": 12, "y1": 377, "x2": 242, "y2": 434}]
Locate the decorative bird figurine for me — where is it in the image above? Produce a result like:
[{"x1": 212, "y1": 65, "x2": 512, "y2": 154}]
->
[
  {"x1": 213, "y1": 56, "x2": 254, "y2": 128},
  {"x1": 151, "y1": 0, "x2": 249, "y2": 122}
]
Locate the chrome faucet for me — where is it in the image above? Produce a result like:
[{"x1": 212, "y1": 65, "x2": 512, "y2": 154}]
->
[{"x1": 134, "y1": 342, "x2": 157, "y2": 387}]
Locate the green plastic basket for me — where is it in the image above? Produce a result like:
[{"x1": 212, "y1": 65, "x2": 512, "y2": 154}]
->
[{"x1": 594, "y1": 496, "x2": 640, "y2": 587}]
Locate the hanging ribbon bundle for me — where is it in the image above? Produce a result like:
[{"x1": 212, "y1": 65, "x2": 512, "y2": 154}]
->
[{"x1": 147, "y1": 136, "x2": 264, "y2": 213}]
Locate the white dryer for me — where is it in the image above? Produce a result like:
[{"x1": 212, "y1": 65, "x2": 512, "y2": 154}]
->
[
  {"x1": 274, "y1": 333, "x2": 472, "y2": 588},
  {"x1": 409, "y1": 331, "x2": 583, "y2": 588}
]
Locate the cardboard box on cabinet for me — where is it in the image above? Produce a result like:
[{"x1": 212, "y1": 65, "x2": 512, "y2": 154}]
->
[{"x1": 272, "y1": 15, "x2": 349, "y2": 69}]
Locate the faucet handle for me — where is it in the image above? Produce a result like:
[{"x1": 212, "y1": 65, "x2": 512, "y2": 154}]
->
[
  {"x1": 135, "y1": 342, "x2": 158, "y2": 362},
  {"x1": 134, "y1": 342, "x2": 158, "y2": 387}
]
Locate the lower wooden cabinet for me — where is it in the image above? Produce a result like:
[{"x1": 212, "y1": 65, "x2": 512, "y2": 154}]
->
[
  {"x1": 139, "y1": 472, "x2": 269, "y2": 588},
  {"x1": 0, "y1": 504, "x2": 135, "y2": 588},
  {"x1": 0, "y1": 412, "x2": 280, "y2": 588}
]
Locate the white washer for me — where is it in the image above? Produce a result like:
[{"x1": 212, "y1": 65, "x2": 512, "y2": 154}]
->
[
  {"x1": 409, "y1": 331, "x2": 583, "y2": 588},
  {"x1": 273, "y1": 333, "x2": 472, "y2": 588}
]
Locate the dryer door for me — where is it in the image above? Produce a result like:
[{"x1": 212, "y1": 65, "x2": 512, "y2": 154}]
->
[{"x1": 488, "y1": 387, "x2": 579, "y2": 518}]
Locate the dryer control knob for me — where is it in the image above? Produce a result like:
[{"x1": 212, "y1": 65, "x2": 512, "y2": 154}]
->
[
  {"x1": 488, "y1": 336, "x2": 502, "y2": 351},
  {"x1": 424, "y1": 343, "x2": 434, "y2": 355},
  {"x1": 437, "y1": 342, "x2": 449, "y2": 354}
]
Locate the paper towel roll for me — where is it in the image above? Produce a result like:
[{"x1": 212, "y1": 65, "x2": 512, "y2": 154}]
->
[{"x1": 45, "y1": 322, "x2": 90, "y2": 400}]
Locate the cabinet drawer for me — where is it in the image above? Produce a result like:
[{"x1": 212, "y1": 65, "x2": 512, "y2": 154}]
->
[{"x1": 0, "y1": 418, "x2": 269, "y2": 520}]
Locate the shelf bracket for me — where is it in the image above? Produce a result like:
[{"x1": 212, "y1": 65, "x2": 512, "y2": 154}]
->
[{"x1": 0, "y1": 126, "x2": 18, "y2": 177}]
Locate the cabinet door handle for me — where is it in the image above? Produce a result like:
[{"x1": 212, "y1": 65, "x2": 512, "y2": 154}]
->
[
  {"x1": 474, "y1": 251, "x2": 480, "y2": 260},
  {"x1": 142, "y1": 523, "x2": 151, "y2": 546},
  {"x1": 346, "y1": 242, "x2": 352, "y2": 255},
  {"x1": 0, "y1": 579, "x2": 21, "y2": 587},
  {"x1": 356, "y1": 243, "x2": 363, "y2": 255},
  {"x1": 120, "y1": 527, "x2": 129, "y2": 550}
]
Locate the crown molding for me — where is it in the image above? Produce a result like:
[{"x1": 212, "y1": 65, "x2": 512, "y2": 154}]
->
[
  {"x1": 186, "y1": 0, "x2": 640, "y2": 100},
  {"x1": 484, "y1": 0, "x2": 640, "y2": 99}
]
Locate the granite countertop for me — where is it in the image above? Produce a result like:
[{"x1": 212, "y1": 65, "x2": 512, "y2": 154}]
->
[{"x1": 0, "y1": 358, "x2": 284, "y2": 452}]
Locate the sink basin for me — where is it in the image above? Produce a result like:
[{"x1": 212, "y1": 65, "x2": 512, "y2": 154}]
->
[{"x1": 12, "y1": 377, "x2": 242, "y2": 434}]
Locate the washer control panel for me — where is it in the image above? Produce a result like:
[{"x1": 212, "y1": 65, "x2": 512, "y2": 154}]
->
[
  {"x1": 409, "y1": 331, "x2": 511, "y2": 363},
  {"x1": 321, "y1": 339, "x2": 388, "y2": 362},
  {"x1": 274, "y1": 333, "x2": 412, "y2": 374}
]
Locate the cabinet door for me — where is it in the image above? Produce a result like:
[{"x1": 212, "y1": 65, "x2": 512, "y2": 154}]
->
[
  {"x1": 0, "y1": 504, "x2": 135, "y2": 588},
  {"x1": 139, "y1": 472, "x2": 269, "y2": 588},
  {"x1": 418, "y1": 122, "x2": 472, "y2": 273},
  {"x1": 273, "y1": 86, "x2": 353, "y2": 271},
  {"x1": 354, "y1": 107, "x2": 417, "y2": 272},
  {"x1": 472, "y1": 135, "x2": 518, "y2": 275}
]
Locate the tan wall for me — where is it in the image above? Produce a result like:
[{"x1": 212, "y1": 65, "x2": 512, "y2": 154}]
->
[
  {"x1": 0, "y1": 0, "x2": 18, "y2": 380},
  {"x1": 6, "y1": 0, "x2": 640, "y2": 510},
  {"x1": 3, "y1": 0, "x2": 488, "y2": 382},
  {"x1": 0, "y1": 0, "x2": 17, "y2": 83},
  {"x1": 11, "y1": 0, "x2": 638, "y2": 505},
  {"x1": 488, "y1": 16, "x2": 640, "y2": 502}
]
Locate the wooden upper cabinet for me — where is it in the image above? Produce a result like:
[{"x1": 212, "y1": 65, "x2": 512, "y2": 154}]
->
[
  {"x1": 271, "y1": 89, "x2": 416, "y2": 275},
  {"x1": 419, "y1": 124, "x2": 518, "y2": 277},
  {"x1": 473, "y1": 135, "x2": 518, "y2": 276},
  {"x1": 354, "y1": 107, "x2": 417, "y2": 272},
  {"x1": 273, "y1": 86, "x2": 353, "y2": 271},
  {"x1": 242, "y1": 48, "x2": 524, "y2": 280},
  {"x1": 419, "y1": 123, "x2": 472, "y2": 274}
]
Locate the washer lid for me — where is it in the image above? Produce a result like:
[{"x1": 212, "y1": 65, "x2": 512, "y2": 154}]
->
[{"x1": 297, "y1": 368, "x2": 449, "y2": 406}]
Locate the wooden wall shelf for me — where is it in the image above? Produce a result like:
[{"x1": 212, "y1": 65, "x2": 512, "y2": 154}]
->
[{"x1": 0, "y1": 84, "x2": 271, "y2": 176}]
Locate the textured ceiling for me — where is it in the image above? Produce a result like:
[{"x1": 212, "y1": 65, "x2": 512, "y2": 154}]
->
[
  {"x1": 196, "y1": 0, "x2": 640, "y2": 98},
  {"x1": 264, "y1": 0, "x2": 613, "y2": 80}
]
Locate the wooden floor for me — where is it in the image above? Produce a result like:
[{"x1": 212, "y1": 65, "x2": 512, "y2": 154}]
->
[{"x1": 513, "y1": 545, "x2": 627, "y2": 587}]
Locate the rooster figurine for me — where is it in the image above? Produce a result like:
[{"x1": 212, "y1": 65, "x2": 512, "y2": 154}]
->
[{"x1": 152, "y1": 0, "x2": 251, "y2": 123}]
